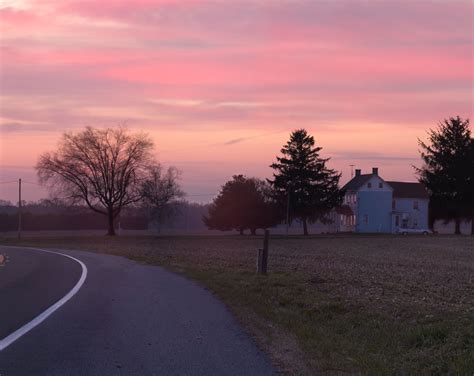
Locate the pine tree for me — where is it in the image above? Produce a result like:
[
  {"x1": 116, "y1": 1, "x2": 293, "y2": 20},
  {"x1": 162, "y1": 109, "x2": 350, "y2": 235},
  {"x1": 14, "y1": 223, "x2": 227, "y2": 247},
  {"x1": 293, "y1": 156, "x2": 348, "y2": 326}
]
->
[
  {"x1": 416, "y1": 116, "x2": 474, "y2": 235},
  {"x1": 269, "y1": 129, "x2": 342, "y2": 235}
]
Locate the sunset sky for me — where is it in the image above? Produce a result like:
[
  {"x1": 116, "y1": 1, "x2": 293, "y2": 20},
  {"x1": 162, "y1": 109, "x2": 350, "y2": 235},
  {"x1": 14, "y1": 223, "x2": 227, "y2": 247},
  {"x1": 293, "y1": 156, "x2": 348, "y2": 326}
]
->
[{"x1": 0, "y1": 0, "x2": 472, "y2": 203}]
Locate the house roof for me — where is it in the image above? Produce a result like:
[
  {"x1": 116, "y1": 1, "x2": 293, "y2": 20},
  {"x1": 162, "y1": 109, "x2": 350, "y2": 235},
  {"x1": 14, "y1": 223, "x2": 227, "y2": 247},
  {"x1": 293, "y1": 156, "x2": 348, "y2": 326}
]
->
[
  {"x1": 335, "y1": 205, "x2": 354, "y2": 215},
  {"x1": 342, "y1": 174, "x2": 378, "y2": 191},
  {"x1": 386, "y1": 181, "x2": 429, "y2": 199}
]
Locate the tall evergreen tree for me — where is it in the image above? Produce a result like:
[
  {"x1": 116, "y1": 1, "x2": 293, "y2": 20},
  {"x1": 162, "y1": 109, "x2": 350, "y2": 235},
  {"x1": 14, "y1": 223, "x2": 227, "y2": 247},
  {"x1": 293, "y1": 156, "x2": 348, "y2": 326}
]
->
[
  {"x1": 269, "y1": 129, "x2": 342, "y2": 235},
  {"x1": 416, "y1": 116, "x2": 474, "y2": 235},
  {"x1": 203, "y1": 175, "x2": 280, "y2": 235}
]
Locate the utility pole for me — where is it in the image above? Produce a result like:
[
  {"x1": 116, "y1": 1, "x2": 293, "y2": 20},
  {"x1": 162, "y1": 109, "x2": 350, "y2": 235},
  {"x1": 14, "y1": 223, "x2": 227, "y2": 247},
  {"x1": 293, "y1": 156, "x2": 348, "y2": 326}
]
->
[
  {"x1": 18, "y1": 178, "x2": 22, "y2": 239},
  {"x1": 286, "y1": 189, "x2": 290, "y2": 236}
]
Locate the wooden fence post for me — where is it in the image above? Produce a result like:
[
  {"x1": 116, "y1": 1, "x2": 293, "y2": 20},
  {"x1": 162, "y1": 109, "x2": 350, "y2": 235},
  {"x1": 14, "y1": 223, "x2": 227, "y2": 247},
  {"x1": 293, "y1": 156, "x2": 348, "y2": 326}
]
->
[
  {"x1": 257, "y1": 230, "x2": 270, "y2": 274},
  {"x1": 262, "y1": 229, "x2": 269, "y2": 274},
  {"x1": 257, "y1": 248, "x2": 263, "y2": 274}
]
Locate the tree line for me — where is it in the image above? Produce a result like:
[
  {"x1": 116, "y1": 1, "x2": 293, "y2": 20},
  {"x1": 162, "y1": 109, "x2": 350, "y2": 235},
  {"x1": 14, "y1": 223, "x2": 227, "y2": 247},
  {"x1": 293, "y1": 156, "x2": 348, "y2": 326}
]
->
[
  {"x1": 0, "y1": 200, "x2": 210, "y2": 232},
  {"x1": 204, "y1": 129, "x2": 342, "y2": 235},
  {"x1": 33, "y1": 117, "x2": 473, "y2": 236},
  {"x1": 204, "y1": 117, "x2": 473, "y2": 235}
]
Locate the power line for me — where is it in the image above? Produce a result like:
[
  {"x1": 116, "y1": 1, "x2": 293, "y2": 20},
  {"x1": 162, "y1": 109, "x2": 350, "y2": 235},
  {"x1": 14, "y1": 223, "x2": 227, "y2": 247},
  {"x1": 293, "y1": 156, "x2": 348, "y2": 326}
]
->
[
  {"x1": 22, "y1": 180, "x2": 42, "y2": 186},
  {"x1": 186, "y1": 193, "x2": 215, "y2": 197}
]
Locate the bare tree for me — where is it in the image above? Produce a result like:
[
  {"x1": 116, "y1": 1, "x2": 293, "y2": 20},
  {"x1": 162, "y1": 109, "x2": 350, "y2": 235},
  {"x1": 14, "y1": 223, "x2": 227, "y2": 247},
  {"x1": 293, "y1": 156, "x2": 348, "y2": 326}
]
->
[
  {"x1": 141, "y1": 164, "x2": 185, "y2": 229},
  {"x1": 36, "y1": 126, "x2": 156, "y2": 235}
]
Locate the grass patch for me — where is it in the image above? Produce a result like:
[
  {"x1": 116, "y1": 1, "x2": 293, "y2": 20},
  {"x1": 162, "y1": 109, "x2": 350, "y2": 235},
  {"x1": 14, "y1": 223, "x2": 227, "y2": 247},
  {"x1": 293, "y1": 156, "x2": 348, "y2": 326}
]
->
[{"x1": 1, "y1": 234, "x2": 473, "y2": 374}]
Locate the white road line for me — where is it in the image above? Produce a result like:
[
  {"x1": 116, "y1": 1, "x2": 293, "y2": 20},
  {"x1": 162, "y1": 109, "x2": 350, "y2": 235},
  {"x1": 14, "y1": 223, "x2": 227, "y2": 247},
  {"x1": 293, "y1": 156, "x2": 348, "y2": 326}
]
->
[{"x1": 0, "y1": 246, "x2": 88, "y2": 351}]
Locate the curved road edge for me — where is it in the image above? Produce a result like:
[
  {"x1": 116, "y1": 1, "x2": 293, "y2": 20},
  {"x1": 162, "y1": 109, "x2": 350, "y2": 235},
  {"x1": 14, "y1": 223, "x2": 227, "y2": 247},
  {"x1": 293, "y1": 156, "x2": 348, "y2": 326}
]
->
[{"x1": 0, "y1": 246, "x2": 88, "y2": 351}]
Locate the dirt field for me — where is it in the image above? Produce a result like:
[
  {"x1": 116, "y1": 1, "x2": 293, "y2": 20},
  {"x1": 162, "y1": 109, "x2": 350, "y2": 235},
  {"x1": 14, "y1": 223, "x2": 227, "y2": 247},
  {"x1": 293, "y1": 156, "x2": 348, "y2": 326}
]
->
[{"x1": 2, "y1": 234, "x2": 473, "y2": 374}]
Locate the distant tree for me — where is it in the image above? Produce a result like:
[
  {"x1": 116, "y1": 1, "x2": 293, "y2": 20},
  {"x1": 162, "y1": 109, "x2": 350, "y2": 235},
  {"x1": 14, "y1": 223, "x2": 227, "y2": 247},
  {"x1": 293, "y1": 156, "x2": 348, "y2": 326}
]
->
[
  {"x1": 203, "y1": 175, "x2": 280, "y2": 235},
  {"x1": 416, "y1": 116, "x2": 474, "y2": 235},
  {"x1": 269, "y1": 129, "x2": 342, "y2": 235},
  {"x1": 141, "y1": 164, "x2": 185, "y2": 230},
  {"x1": 0, "y1": 200, "x2": 13, "y2": 207},
  {"x1": 36, "y1": 126, "x2": 159, "y2": 236},
  {"x1": 36, "y1": 198, "x2": 66, "y2": 207}
]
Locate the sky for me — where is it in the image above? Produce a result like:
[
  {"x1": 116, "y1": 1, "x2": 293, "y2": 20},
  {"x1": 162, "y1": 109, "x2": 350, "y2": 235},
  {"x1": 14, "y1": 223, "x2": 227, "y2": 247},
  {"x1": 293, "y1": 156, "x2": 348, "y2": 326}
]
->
[{"x1": 0, "y1": 0, "x2": 472, "y2": 203}]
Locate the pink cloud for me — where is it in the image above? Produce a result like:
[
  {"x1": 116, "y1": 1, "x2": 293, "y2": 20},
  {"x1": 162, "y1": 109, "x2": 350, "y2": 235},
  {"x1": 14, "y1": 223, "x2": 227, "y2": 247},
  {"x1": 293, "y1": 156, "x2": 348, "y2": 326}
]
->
[{"x1": 98, "y1": 47, "x2": 470, "y2": 87}]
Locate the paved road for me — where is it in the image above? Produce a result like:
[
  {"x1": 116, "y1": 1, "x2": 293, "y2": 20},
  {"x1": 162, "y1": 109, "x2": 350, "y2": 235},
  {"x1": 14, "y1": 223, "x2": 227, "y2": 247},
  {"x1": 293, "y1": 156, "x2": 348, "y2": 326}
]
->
[
  {"x1": 0, "y1": 247, "x2": 82, "y2": 340},
  {"x1": 0, "y1": 246, "x2": 274, "y2": 375}
]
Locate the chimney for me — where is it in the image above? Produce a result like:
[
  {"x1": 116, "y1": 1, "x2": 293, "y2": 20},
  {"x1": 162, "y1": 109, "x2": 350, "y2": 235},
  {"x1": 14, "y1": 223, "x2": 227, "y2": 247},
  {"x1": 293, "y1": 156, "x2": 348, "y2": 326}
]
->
[
  {"x1": 355, "y1": 169, "x2": 361, "y2": 176},
  {"x1": 372, "y1": 167, "x2": 378, "y2": 175}
]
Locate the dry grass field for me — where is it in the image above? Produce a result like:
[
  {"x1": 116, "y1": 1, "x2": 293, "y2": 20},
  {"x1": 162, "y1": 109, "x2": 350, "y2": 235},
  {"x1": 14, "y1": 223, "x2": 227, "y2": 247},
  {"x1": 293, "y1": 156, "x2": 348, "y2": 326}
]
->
[{"x1": 2, "y1": 235, "x2": 473, "y2": 375}]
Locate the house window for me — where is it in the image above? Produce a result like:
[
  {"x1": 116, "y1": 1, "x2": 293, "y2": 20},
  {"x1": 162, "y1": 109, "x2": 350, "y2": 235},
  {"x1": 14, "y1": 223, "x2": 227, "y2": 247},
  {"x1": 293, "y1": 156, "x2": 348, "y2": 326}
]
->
[
  {"x1": 379, "y1": 182, "x2": 383, "y2": 188},
  {"x1": 395, "y1": 215, "x2": 399, "y2": 226},
  {"x1": 367, "y1": 182, "x2": 372, "y2": 188},
  {"x1": 392, "y1": 200, "x2": 396, "y2": 210},
  {"x1": 363, "y1": 214, "x2": 369, "y2": 225},
  {"x1": 413, "y1": 201, "x2": 419, "y2": 210}
]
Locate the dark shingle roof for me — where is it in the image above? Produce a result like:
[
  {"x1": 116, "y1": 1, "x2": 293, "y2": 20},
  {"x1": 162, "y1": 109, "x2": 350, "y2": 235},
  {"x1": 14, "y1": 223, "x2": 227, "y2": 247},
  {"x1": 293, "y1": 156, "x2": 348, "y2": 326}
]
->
[
  {"x1": 387, "y1": 181, "x2": 429, "y2": 199},
  {"x1": 335, "y1": 205, "x2": 354, "y2": 215},
  {"x1": 341, "y1": 174, "x2": 373, "y2": 191}
]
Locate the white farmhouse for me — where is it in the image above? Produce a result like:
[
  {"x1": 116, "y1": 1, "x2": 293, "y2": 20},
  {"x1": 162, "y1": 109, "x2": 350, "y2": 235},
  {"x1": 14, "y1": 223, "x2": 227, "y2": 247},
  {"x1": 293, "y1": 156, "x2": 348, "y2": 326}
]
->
[{"x1": 338, "y1": 168, "x2": 429, "y2": 233}]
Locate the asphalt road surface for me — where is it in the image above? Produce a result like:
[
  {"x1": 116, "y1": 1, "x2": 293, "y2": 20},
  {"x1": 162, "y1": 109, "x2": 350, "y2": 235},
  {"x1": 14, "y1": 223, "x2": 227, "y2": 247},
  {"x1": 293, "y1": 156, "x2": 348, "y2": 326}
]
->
[{"x1": 0, "y1": 246, "x2": 274, "y2": 375}]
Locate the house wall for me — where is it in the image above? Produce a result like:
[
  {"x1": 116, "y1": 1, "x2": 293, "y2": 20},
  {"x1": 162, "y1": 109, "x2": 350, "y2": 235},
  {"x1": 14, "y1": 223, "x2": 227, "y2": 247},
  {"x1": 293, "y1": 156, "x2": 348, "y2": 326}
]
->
[
  {"x1": 358, "y1": 175, "x2": 393, "y2": 194},
  {"x1": 341, "y1": 192, "x2": 357, "y2": 232},
  {"x1": 356, "y1": 190, "x2": 392, "y2": 233},
  {"x1": 355, "y1": 175, "x2": 393, "y2": 233},
  {"x1": 392, "y1": 198, "x2": 429, "y2": 229},
  {"x1": 339, "y1": 216, "x2": 355, "y2": 232}
]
